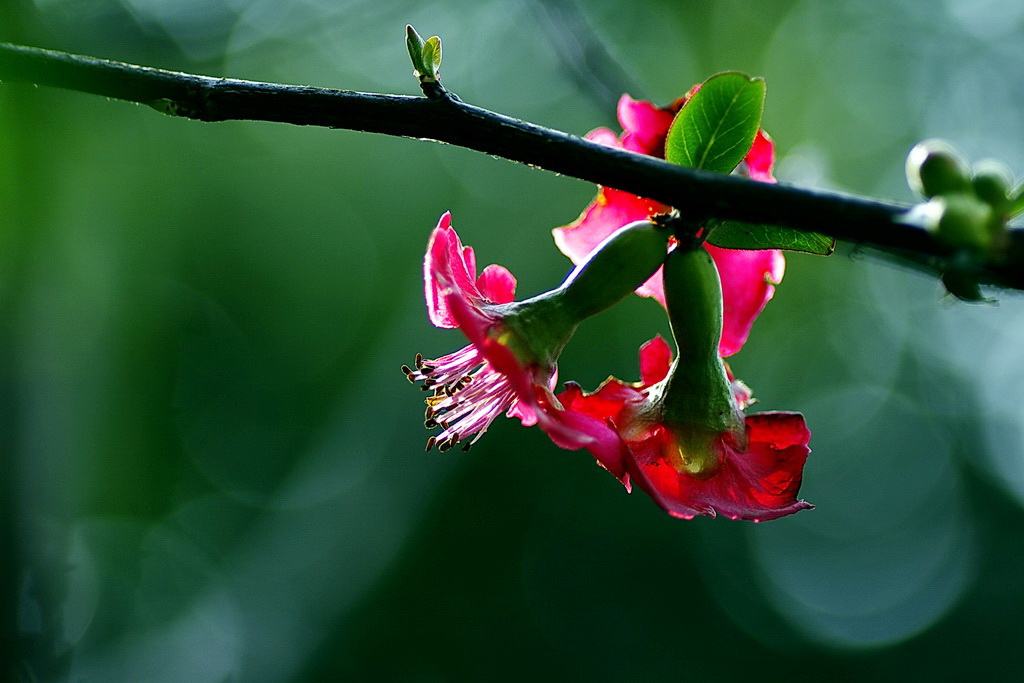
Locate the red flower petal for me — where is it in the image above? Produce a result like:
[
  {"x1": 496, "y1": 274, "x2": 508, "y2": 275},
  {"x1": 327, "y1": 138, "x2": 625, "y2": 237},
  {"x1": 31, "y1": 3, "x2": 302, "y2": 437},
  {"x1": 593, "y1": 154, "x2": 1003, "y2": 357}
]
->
[
  {"x1": 548, "y1": 338, "x2": 812, "y2": 522},
  {"x1": 627, "y1": 412, "x2": 812, "y2": 522},
  {"x1": 425, "y1": 213, "x2": 485, "y2": 328},
  {"x1": 476, "y1": 264, "x2": 517, "y2": 305},
  {"x1": 616, "y1": 94, "x2": 676, "y2": 155},
  {"x1": 725, "y1": 363, "x2": 754, "y2": 410},
  {"x1": 585, "y1": 127, "x2": 623, "y2": 148},
  {"x1": 742, "y1": 129, "x2": 776, "y2": 182},
  {"x1": 638, "y1": 335, "x2": 672, "y2": 387},
  {"x1": 425, "y1": 213, "x2": 521, "y2": 328},
  {"x1": 536, "y1": 386, "x2": 631, "y2": 484},
  {"x1": 557, "y1": 377, "x2": 644, "y2": 425},
  {"x1": 461, "y1": 243, "x2": 477, "y2": 284},
  {"x1": 553, "y1": 188, "x2": 668, "y2": 268},
  {"x1": 746, "y1": 410, "x2": 812, "y2": 450},
  {"x1": 707, "y1": 244, "x2": 785, "y2": 357}
]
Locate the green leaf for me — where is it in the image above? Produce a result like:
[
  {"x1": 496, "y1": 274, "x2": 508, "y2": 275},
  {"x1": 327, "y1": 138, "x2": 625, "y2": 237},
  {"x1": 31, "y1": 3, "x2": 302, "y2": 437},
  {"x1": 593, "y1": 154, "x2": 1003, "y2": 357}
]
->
[
  {"x1": 406, "y1": 25, "x2": 426, "y2": 72},
  {"x1": 665, "y1": 72, "x2": 766, "y2": 173},
  {"x1": 706, "y1": 220, "x2": 836, "y2": 255},
  {"x1": 406, "y1": 25, "x2": 440, "y2": 81},
  {"x1": 1010, "y1": 185, "x2": 1024, "y2": 217},
  {"x1": 423, "y1": 36, "x2": 442, "y2": 74}
]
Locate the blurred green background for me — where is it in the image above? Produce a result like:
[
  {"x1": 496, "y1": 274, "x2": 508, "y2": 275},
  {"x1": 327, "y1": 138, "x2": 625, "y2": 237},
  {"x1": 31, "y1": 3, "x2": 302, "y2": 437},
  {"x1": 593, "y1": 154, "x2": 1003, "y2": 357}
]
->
[{"x1": 3, "y1": 0, "x2": 1024, "y2": 680}]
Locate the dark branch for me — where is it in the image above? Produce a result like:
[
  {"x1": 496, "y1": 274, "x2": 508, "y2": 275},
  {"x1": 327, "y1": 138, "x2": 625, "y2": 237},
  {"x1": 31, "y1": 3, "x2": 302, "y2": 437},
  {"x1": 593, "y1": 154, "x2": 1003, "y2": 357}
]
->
[{"x1": 1, "y1": 42, "x2": 1021, "y2": 291}]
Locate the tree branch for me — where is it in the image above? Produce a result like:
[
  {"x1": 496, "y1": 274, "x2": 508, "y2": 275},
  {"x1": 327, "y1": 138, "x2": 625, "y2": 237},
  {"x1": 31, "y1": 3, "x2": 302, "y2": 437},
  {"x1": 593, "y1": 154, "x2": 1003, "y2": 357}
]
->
[{"x1": 1, "y1": 42, "x2": 1021, "y2": 291}]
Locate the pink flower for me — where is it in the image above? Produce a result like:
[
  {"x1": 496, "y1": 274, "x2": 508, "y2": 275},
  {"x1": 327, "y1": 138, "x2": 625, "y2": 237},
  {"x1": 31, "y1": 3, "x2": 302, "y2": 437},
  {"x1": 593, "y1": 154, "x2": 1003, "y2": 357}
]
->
[
  {"x1": 557, "y1": 336, "x2": 812, "y2": 521},
  {"x1": 404, "y1": 213, "x2": 627, "y2": 467},
  {"x1": 554, "y1": 93, "x2": 784, "y2": 357}
]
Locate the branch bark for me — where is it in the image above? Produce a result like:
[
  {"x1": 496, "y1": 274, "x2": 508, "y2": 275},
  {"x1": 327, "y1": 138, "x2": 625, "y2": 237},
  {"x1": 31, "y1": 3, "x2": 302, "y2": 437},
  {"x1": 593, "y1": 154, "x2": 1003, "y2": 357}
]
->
[{"x1": 1, "y1": 42, "x2": 1021, "y2": 290}]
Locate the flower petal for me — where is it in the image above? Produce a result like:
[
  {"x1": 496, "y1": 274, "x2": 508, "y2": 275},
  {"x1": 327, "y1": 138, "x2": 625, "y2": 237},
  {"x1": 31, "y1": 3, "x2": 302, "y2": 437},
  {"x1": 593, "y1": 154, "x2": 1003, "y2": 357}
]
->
[
  {"x1": 536, "y1": 385, "x2": 631, "y2": 484},
  {"x1": 742, "y1": 129, "x2": 776, "y2": 182},
  {"x1": 746, "y1": 410, "x2": 812, "y2": 450},
  {"x1": 706, "y1": 244, "x2": 786, "y2": 357},
  {"x1": 585, "y1": 126, "x2": 623, "y2": 148},
  {"x1": 638, "y1": 335, "x2": 672, "y2": 387},
  {"x1": 725, "y1": 362, "x2": 754, "y2": 410},
  {"x1": 476, "y1": 264, "x2": 517, "y2": 304},
  {"x1": 553, "y1": 187, "x2": 667, "y2": 268},
  {"x1": 425, "y1": 213, "x2": 488, "y2": 328},
  {"x1": 626, "y1": 412, "x2": 812, "y2": 522},
  {"x1": 634, "y1": 265, "x2": 667, "y2": 306},
  {"x1": 616, "y1": 94, "x2": 676, "y2": 155},
  {"x1": 557, "y1": 378, "x2": 644, "y2": 425},
  {"x1": 706, "y1": 412, "x2": 812, "y2": 521}
]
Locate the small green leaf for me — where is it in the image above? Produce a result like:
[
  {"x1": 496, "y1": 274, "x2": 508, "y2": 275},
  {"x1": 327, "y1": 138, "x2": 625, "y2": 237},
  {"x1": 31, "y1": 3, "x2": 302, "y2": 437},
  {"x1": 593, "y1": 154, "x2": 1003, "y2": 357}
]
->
[
  {"x1": 1010, "y1": 185, "x2": 1024, "y2": 217},
  {"x1": 706, "y1": 220, "x2": 836, "y2": 255},
  {"x1": 406, "y1": 25, "x2": 426, "y2": 72},
  {"x1": 406, "y1": 25, "x2": 440, "y2": 82},
  {"x1": 665, "y1": 72, "x2": 766, "y2": 173},
  {"x1": 424, "y1": 36, "x2": 442, "y2": 74}
]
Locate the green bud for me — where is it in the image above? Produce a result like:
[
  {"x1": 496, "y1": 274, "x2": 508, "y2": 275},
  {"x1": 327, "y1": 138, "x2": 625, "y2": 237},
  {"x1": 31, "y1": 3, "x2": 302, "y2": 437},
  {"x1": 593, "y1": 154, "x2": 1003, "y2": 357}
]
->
[
  {"x1": 405, "y1": 25, "x2": 441, "y2": 82},
  {"x1": 933, "y1": 194, "x2": 994, "y2": 253},
  {"x1": 557, "y1": 220, "x2": 670, "y2": 319},
  {"x1": 941, "y1": 268, "x2": 985, "y2": 302},
  {"x1": 971, "y1": 159, "x2": 1013, "y2": 212},
  {"x1": 906, "y1": 139, "x2": 970, "y2": 198},
  {"x1": 941, "y1": 251, "x2": 988, "y2": 302}
]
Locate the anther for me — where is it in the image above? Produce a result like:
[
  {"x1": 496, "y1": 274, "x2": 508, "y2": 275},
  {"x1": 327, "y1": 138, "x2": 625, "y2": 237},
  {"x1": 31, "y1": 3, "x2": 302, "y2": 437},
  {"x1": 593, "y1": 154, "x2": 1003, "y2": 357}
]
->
[
  {"x1": 415, "y1": 353, "x2": 424, "y2": 368},
  {"x1": 425, "y1": 436, "x2": 436, "y2": 451},
  {"x1": 438, "y1": 439, "x2": 453, "y2": 452},
  {"x1": 461, "y1": 441, "x2": 473, "y2": 452},
  {"x1": 420, "y1": 365, "x2": 435, "y2": 375},
  {"x1": 424, "y1": 418, "x2": 438, "y2": 429}
]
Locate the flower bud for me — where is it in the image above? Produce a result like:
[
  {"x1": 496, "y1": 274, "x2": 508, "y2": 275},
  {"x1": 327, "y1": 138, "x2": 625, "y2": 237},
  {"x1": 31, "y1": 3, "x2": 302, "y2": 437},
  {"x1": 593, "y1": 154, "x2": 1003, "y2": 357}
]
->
[
  {"x1": 906, "y1": 139, "x2": 970, "y2": 198},
  {"x1": 933, "y1": 194, "x2": 994, "y2": 253},
  {"x1": 971, "y1": 159, "x2": 1014, "y2": 213},
  {"x1": 941, "y1": 267, "x2": 984, "y2": 302},
  {"x1": 406, "y1": 25, "x2": 441, "y2": 82}
]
